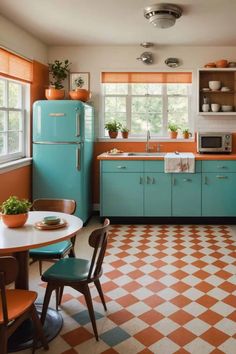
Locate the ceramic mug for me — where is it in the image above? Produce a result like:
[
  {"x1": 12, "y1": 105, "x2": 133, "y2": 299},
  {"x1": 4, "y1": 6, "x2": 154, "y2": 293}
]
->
[{"x1": 211, "y1": 103, "x2": 220, "y2": 112}]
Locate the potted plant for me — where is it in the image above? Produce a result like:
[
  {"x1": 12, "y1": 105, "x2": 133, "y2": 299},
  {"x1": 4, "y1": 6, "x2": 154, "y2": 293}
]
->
[
  {"x1": 168, "y1": 123, "x2": 179, "y2": 139},
  {"x1": 69, "y1": 76, "x2": 90, "y2": 102},
  {"x1": 0, "y1": 196, "x2": 31, "y2": 228},
  {"x1": 182, "y1": 128, "x2": 192, "y2": 139},
  {"x1": 121, "y1": 126, "x2": 130, "y2": 139},
  {"x1": 105, "y1": 120, "x2": 122, "y2": 138},
  {"x1": 45, "y1": 59, "x2": 70, "y2": 100}
]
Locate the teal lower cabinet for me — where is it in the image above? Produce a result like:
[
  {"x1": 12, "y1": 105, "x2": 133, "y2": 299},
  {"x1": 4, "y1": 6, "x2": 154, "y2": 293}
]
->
[
  {"x1": 172, "y1": 173, "x2": 202, "y2": 216},
  {"x1": 144, "y1": 173, "x2": 171, "y2": 216},
  {"x1": 202, "y1": 173, "x2": 236, "y2": 216}
]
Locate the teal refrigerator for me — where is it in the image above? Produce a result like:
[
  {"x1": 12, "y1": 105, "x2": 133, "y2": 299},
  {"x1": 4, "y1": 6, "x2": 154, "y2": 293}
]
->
[{"x1": 32, "y1": 100, "x2": 94, "y2": 223}]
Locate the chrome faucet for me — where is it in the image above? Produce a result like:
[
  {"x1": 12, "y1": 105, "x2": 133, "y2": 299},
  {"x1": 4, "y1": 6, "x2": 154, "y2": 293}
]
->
[{"x1": 146, "y1": 130, "x2": 151, "y2": 152}]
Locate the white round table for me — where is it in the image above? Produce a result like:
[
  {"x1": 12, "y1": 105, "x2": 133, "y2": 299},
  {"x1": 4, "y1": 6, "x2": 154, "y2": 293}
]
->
[{"x1": 0, "y1": 211, "x2": 83, "y2": 352}]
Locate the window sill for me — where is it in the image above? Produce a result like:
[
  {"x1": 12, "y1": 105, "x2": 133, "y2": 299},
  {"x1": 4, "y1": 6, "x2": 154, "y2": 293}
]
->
[
  {"x1": 0, "y1": 157, "x2": 32, "y2": 174},
  {"x1": 97, "y1": 137, "x2": 195, "y2": 143}
]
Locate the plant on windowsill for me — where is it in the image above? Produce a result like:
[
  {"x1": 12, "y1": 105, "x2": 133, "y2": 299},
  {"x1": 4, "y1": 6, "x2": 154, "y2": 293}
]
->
[
  {"x1": 0, "y1": 196, "x2": 31, "y2": 228},
  {"x1": 105, "y1": 120, "x2": 122, "y2": 139},
  {"x1": 45, "y1": 59, "x2": 71, "y2": 100},
  {"x1": 121, "y1": 126, "x2": 130, "y2": 139},
  {"x1": 182, "y1": 128, "x2": 192, "y2": 139},
  {"x1": 69, "y1": 76, "x2": 90, "y2": 102},
  {"x1": 168, "y1": 123, "x2": 179, "y2": 139}
]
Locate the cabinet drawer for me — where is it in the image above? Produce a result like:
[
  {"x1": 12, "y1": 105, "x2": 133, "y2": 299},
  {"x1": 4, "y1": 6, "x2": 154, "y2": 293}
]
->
[
  {"x1": 144, "y1": 161, "x2": 164, "y2": 172},
  {"x1": 101, "y1": 160, "x2": 143, "y2": 172},
  {"x1": 202, "y1": 160, "x2": 236, "y2": 172}
]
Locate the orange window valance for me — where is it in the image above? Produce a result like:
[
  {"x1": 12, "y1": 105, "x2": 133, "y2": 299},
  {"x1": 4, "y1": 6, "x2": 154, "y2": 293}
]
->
[
  {"x1": 101, "y1": 72, "x2": 192, "y2": 84},
  {"x1": 0, "y1": 48, "x2": 33, "y2": 83}
]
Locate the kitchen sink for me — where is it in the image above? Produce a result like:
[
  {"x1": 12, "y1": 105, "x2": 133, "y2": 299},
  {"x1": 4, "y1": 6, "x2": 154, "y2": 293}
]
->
[{"x1": 127, "y1": 152, "x2": 166, "y2": 157}]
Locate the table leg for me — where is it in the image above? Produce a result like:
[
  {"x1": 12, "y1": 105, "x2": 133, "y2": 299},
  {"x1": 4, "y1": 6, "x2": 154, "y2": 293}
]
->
[{"x1": 14, "y1": 250, "x2": 29, "y2": 290}]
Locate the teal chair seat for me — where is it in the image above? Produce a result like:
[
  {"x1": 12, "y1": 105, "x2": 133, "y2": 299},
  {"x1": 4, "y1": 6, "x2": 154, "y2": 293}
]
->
[
  {"x1": 29, "y1": 241, "x2": 73, "y2": 259},
  {"x1": 42, "y1": 258, "x2": 91, "y2": 282}
]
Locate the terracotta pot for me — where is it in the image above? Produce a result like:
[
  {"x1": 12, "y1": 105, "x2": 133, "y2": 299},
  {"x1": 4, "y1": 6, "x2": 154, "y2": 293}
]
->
[
  {"x1": 108, "y1": 131, "x2": 118, "y2": 139},
  {"x1": 1, "y1": 213, "x2": 28, "y2": 228},
  {"x1": 182, "y1": 132, "x2": 192, "y2": 139},
  {"x1": 69, "y1": 89, "x2": 90, "y2": 102},
  {"x1": 45, "y1": 88, "x2": 65, "y2": 100},
  {"x1": 169, "y1": 131, "x2": 178, "y2": 139},
  {"x1": 215, "y1": 59, "x2": 228, "y2": 68},
  {"x1": 122, "y1": 132, "x2": 129, "y2": 139}
]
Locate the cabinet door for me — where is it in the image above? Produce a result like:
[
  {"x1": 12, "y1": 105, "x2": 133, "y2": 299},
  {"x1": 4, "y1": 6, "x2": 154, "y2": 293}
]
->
[
  {"x1": 101, "y1": 173, "x2": 143, "y2": 216},
  {"x1": 144, "y1": 173, "x2": 171, "y2": 216},
  {"x1": 202, "y1": 173, "x2": 236, "y2": 216},
  {"x1": 172, "y1": 174, "x2": 201, "y2": 216}
]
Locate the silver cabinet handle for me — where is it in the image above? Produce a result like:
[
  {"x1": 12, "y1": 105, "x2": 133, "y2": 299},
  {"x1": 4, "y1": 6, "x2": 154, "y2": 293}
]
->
[
  {"x1": 76, "y1": 111, "x2": 80, "y2": 137},
  {"x1": 183, "y1": 178, "x2": 191, "y2": 182},
  {"x1": 204, "y1": 176, "x2": 207, "y2": 184},
  {"x1": 216, "y1": 175, "x2": 228, "y2": 179},
  {"x1": 117, "y1": 166, "x2": 126, "y2": 169},
  {"x1": 146, "y1": 176, "x2": 150, "y2": 184},
  {"x1": 139, "y1": 176, "x2": 143, "y2": 184},
  {"x1": 173, "y1": 177, "x2": 176, "y2": 185},
  {"x1": 152, "y1": 177, "x2": 155, "y2": 184},
  {"x1": 217, "y1": 165, "x2": 226, "y2": 169}
]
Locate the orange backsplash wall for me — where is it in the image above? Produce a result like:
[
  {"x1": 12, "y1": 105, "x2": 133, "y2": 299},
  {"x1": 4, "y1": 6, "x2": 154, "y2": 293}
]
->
[{"x1": 0, "y1": 165, "x2": 31, "y2": 204}]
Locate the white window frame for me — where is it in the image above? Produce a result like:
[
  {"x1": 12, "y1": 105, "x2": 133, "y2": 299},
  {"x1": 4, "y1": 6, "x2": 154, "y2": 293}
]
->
[
  {"x1": 101, "y1": 80, "x2": 193, "y2": 138},
  {"x1": 0, "y1": 77, "x2": 30, "y2": 164}
]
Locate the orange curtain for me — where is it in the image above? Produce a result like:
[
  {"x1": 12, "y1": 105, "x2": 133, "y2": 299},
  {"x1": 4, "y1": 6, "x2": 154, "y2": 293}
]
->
[
  {"x1": 0, "y1": 48, "x2": 33, "y2": 83},
  {"x1": 101, "y1": 72, "x2": 192, "y2": 84}
]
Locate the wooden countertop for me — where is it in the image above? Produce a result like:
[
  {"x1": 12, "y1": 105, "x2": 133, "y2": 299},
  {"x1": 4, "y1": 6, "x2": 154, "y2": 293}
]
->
[{"x1": 97, "y1": 153, "x2": 236, "y2": 161}]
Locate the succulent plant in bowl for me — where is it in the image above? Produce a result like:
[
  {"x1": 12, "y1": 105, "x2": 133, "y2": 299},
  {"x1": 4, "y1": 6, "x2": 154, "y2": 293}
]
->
[{"x1": 0, "y1": 196, "x2": 31, "y2": 228}]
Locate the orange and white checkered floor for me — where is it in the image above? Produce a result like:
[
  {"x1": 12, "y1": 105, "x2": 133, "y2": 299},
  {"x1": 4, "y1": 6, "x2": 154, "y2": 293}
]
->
[{"x1": 19, "y1": 221, "x2": 236, "y2": 354}]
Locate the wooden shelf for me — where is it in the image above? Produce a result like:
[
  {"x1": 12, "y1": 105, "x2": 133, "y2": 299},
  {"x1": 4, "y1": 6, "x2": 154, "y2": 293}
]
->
[
  {"x1": 198, "y1": 112, "x2": 236, "y2": 116},
  {"x1": 200, "y1": 90, "x2": 234, "y2": 94}
]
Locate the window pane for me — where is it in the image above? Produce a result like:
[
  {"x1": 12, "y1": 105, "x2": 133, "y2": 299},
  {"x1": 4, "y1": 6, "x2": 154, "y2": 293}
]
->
[
  {"x1": 8, "y1": 82, "x2": 22, "y2": 108},
  {"x1": 104, "y1": 84, "x2": 128, "y2": 95},
  {"x1": 105, "y1": 97, "x2": 126, "y2": 113},
  {"x1": 0, "y1": 133, "x2": 4, "y2": 155},
  {"x1": 132, "y1": 97, "x2": 147, "y2": 113},
  {"x1": 148, "y1": 84, "x2": 162, "y2": 95},
  {"x1": 131, "y1": 114, "x2": 148, "y2": 134},
  {"x1": 0, "y1": 79, "x2": 5, "y2": 106},
  {"x1": 0, "y1": 111, "x2": 5, "y2": 131},
  {"x1": 8, "y1": 131, "x2": 20, "y2": 153},
  {"x1": 148, "y1": 113, "x2": 163, "y2": 135},
  {"x1": 147, "y1": 97, "x2": 162, "y2": 113},
  {"x1": 167, "y1": 84, "x2": 188, "y2": 95},
  {"x1": 168, "y1": 96, "x2": 188, "y2": 130},
  {"x1": 131, "y1": 84, "x2": 148, "y2": 95},
  {"x1": 9, "y1": 111, "x2": 22, "y2": 130}
]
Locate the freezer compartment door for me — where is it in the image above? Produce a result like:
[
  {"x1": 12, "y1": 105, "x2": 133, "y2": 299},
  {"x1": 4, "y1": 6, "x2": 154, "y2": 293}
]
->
[
  {"x1": 33, "y1": 100, "x2": 84, "y2": 142},
  {"x1": 32, "y1": 143, "x2": 90, "y2": 222}
]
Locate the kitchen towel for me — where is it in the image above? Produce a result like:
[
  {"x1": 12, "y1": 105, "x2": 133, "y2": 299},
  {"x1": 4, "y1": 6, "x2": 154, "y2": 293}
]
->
[{"x1": 164, "y1": 152, "x2": 195, "y2": 173}]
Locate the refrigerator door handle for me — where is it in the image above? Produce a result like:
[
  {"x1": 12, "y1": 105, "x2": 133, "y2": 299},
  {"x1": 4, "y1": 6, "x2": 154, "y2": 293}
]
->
[
  {"x1": 76, "y1": 111, "x2": 80, "y2": 137},
  {"x1": 76, "y1": 146, "x2": 81, "y2": 170}
]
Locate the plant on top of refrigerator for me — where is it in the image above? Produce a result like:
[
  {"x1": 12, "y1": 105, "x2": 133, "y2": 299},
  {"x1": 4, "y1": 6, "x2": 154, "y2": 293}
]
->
[{"x1": 48, "y1": 59, "x2": 71, "y2": 90}]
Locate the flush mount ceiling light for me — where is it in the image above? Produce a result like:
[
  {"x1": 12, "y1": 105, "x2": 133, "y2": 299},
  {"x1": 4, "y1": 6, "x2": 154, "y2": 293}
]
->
[{"x1": 144, "y1": 3, "x2": 182, "y2": 29}]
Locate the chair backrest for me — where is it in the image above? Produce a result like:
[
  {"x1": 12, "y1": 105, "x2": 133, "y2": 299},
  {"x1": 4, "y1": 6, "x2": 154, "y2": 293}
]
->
[
  {"x1": 32, "y1": 199, "x2": 76, "y2": 215},
  {"x1": 87, "y1": 218, "x2": 110, "y2": 280},
  {"x1": 0, "y1": 256, "x2": 18, "y2": 324}
]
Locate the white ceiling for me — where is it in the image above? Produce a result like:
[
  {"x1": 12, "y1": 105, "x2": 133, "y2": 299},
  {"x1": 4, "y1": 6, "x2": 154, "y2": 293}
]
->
[{"x1": 1, "y1": 0, "x2": 236, "y2": 46}]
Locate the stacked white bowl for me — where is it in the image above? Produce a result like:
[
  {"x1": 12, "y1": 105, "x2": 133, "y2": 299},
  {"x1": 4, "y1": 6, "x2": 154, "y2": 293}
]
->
[{"x1": 209, "y1": 81, "x2": 221, "y2": 90}]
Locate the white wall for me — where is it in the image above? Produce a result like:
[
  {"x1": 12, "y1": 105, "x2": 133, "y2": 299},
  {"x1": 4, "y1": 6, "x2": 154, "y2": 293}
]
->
[
  {"x1": 0, "y1": 15, "x2": 48, "y2": 63},
  {"x1": 49, "y1": 45, "x2": 236, "y2": 137}
]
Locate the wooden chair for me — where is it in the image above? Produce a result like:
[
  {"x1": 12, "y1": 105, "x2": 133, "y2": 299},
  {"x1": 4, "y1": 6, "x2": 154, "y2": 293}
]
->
[
  {"x1": 0, "y1": 256, "x2": 48, "y2": 354},
  {"x1": 29, "y1": 199, "x2": 77, "y2": 275},
  {"x1": 40, "y1": 219, "x2": 110, "y2": 341}
]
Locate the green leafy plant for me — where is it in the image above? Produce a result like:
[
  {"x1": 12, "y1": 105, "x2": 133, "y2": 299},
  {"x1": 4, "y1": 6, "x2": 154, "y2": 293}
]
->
[
  {"x1": 0, "y1": 196, "x2": 31, "y2": 215},
  {"x1": 168, "y1": 123, "x2": 179, "y2": 132},
  {"x1": 74, "y1": 77, "x2": 84, "y2": 89},
  {"x1": 121, "y1": 126, "x2": 130, "y2": 133},
  {"x1": 104, "y1": 120, "x2": 122, "y2": 132},
  {"x1": 182, "y1": 128, "x2": 190, "y2": 134},
  {"x1": 48, "y1": 59, "x2": 71, "y2": 89}
]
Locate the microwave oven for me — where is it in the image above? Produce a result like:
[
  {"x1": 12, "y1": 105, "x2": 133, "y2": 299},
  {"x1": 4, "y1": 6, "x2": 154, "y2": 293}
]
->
[{"x1": 197, "y1": 132, "x2": 232, "y2": 153}]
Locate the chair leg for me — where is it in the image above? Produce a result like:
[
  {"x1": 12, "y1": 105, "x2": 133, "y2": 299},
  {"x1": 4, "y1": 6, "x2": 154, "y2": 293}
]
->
[
  {"x1": 0, "y1": 325, "x2": 7, "y2": 354},
  {"x1": 94, "y1": 279, "x2": 107, "y2": 311},
  {"x1": 39, "y1": 260, "x2": 43, "y2": 276},
  {"x1": 31, "y1": 305, "x2": 49, "y2": 352},
  {"x1": 41, "y1": 283, "x2": 54, "y2": 325},
  {"x1": 81, "y1": 284, "x2": 99, "y2": 341},
  {"x1": 68, "y1": 248, "x2": 75, "y2": 258},
  {"x1": 58, "y1": 286, "x2": 64, "y2": 305}
]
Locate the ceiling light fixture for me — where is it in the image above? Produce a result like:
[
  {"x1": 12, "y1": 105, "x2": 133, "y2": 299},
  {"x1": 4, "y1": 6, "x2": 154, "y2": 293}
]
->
[{"x1": 144, "y1": 3, "x2": 182, "y2": 29}]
